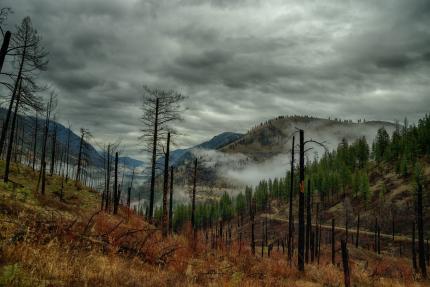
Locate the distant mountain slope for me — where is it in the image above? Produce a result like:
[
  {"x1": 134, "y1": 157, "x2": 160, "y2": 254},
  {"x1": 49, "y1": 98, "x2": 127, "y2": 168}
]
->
[
  {"x1": 0, "y1": 108, "x2": 144, "y2": 169},
  {"x1": 221, "y1": 115, "x2": 397, "y2": 161}
]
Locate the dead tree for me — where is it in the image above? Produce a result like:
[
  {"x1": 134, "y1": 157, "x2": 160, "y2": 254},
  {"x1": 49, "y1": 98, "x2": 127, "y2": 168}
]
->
[
  {"x1": 305, "y1": 178, "x2": 311, "y2": 264},
  {"x1": 168, "y1": 166, "x2": 174, "y2": 234},
  {"x1": 341, "y1": 240, "x2": 351, "y2": 287},
  {"x1": 127, "y1": 168, "x2": 135, "y2": 209},
  {"x1": 413, "y1": 221, "x2": 417, "y2": 271},
  {"x1": 0, "y1": 30, "x2": 11, "y2": 72},
  {"x1": 288, "y1": 135, "x2": 295, "y2": 264},
  {"x1": 356, "y1": 213, "x2": 360, "y2": 248},
  {"x1": 162, "y1": 132, "x2": 171, "y2": 238},
  {"x1": 416, "y1": 168, "x2": 427, "y2": 278},
  {"x1": 298, "y1": 129, "x2": 305, "y2": 271},
  {"x1": 31, "y1": 113, "x2": 38, "y2": 171},
  {"x1": 141, "y1": 87, "x2": 185, "y2": 220},
  {"x1": 250, "y1": 197, "x2": 256, "y2": 255},
  {"x1": 3, "y1": 78, "x2": 22, "y2": 182},
  {"x1": 332, "y1": 218, "x2": 335, "y2": 265},
  {"x1": 191, "y1": 158, "x2": 197, "y2": 250},
  {"x1": 36, "y1": 93, "x2": 55, "y2": 194},
  {"x1": 75, "y1": 128, "x2": 88, "y2": 183},
  {"x1": 0, "y1": 17, "x2": 47, "y2": 157},
  {"x1": 49, "y1": 122, "x2": 57, "y2": 176},
  {"x1": 65, "y1": 123, "x2": 71, "y2": 182},
  {"x1": 113, "y1": 152, "x2": 119, "y2": 214}
]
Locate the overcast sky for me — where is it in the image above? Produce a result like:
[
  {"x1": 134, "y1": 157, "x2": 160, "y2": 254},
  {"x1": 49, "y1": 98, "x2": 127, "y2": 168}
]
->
[{"x1": 2, "y1": 0, "x2": 430, "y2": 160}]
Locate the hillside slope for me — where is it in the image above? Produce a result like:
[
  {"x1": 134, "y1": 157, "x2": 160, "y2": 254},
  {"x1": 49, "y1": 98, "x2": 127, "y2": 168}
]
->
[
  {"x1": 1, "y1": 160, "x2": 425, "y2": 286},
  {"x1": 221, "y1": 115, "x2": 396, "y2": 161}
]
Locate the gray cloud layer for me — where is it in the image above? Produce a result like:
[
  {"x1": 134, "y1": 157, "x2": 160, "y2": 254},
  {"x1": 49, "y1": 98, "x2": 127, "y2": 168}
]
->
[{"x1": 2, "y1": 0, "x2": 430, "y2": 160}]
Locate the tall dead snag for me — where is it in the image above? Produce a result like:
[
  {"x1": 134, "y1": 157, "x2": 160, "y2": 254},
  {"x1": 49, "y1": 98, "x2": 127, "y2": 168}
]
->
[
  {"x1": 355, "y1": 213, "x2": 360, "y2": 248},
  {"x1": 0, "y1": 17, "x2": 47, "y2": 157},
  {"x1": 341, "y1": 240, "x2": 351, "y2": 287},
  {"x1": 141, "y1": 87, "x2": 185, "y2": 220},
  {"x1": 49, "y1": 122, "x2": 57, "y2": 176},
  {"x1": 374, "y1": 218, "x2": 378, "y2": 252},
  {"x1": 298, "y1": 129, "x2": 305, "y2": 271},
  {"x1": 113, "y1": 152, "x2": 119, "y2": 214},
  {"x1": 65, "y1": 123, "x2": 71, "y2": 182},
  {"x1": 32, "y1": 114, "x2": 38, "y2": 171},
  {"x1": 413, "y1": 222, "x2": 417, "y2": 271},
  {"x1": 288, "y1": 135, "x2": 295, "y2": 264},
  {"x1": 191, "y1": 158, "x2": 197, "y2": 251},
  {"x1": 169, "y1": 166, "x2": 174, "y2": 234},
  {"x1": 3, "y1": 78, "x2": 22, "y2": 182},
  {"x1": 415, "y1": 166, "x2": 427, "y2": 278},
  {"x1": 37, "y1": 93, "x2": 55, "y2": 195},
  {"x1": 377, "y1": 224, "x2": 381, "y2": 254},
  {"x1": 250, "y1": 197, "x2": 256, "y2": 255},
  {"x1": 75, "y1": 128, "x2": 88, "y2": 183},
  {"x1": 104, "y1": 145, "x2": 111, "y2": 211},
  {"x1": 162, "y1": 132, "x2": 171, "y2": 238},
  {"x1": 332, "y1": 218, "x2": 335, "y2": 265},
  {"x1": 0, "y1": 30, "x2": 11, "y2": 72},
  {"x1": 305, "y1": 178, "x2": 311, "y2": 263},
  {"x1": 127, "y1": 168, "x2": 135, "y2": 209}
]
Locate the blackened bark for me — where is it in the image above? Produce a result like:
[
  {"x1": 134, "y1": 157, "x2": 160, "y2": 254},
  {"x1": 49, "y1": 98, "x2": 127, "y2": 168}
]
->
[
  {"x1": 113, "y1": 152, "x2": 119, "y2": 214},
  {"x1": 169, "y1": 166, "x2": 174, "y2": 234},
  {"x1": 148, "y1": 98, "x2": 159, "y2": 220},
  {"x1": 305, "y1": 179, "x2": 311, "y2": 263},
  {"x1": 75, "y1": 132, "x2": 84, "y2": 182},
  {"x1": 251, "y1": 197, "x2": 256, "y2": 255},
  {"x1": 417, "y1": 179, "x2": 427, "y2": 278},
  {"x1": 298, "y1": 129, "x2": 305, "y2": 271},
  {"x1": 413, "y1": 222, "x2": 417, "y2": 271},
  {"x1": 332, "y1": 218, "x2": 335, "y2": 265},
  {"x1": 341, "y1": 240, "x2": 351, "y2": 287},
  {"x1": 356, "y1": 213, "x2": 360, "y2": 248},
  {"x1": 288, "y1": 136, "x2": 295, "y2": 264},
  {"x1": 4, "y1": 79, "x2": 22, "y2": 182},
  {"x1": 0, "y1": 31, "x2": 11, "y2": 72},
  {"x1": 191, "y1": 158, "x2": 197, "y2": 250},
  {"x1": 32, "y1": 115, "x2": 38, "y2": 171},
  {"x1": 162, "y1": 132, "x2": 170, "y2": 238},
  {"x1": 50, "y1": 124, "x2": 57, "y2": 176}
]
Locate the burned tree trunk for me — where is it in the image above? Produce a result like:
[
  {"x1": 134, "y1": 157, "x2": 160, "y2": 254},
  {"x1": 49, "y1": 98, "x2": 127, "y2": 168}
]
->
[
  {"x1": 0, "y1": 31, "x2": 11, "y2": 72},
  {"x1": 288, "y1": 135, "x2": 295, "y2": 264},
  {"x1": 332, "y1": 218, "x2": 335, "y2": 265},
  {"x1": 127, "y1": 168, "x2": 135, "y2": 209},
  {"x1": 251, "y1": 197, "x2": 256, "y2": 256},
  {"x1": 191, "y1": 158, "x2": 197, "y2": 250},
  {"x1": 356, "y1": 213, "x2": 360, "y2": 248},
  {"x1": 416, "y1": 175, "x2": 427, "y2": 278},
  {"x1": 413, "y1": 222, "x2": 417, "y2": 271},
  {"x1": 169, "y1": 166, "x2": 174, "y2": 234},
  {"x1": 105, "y1": 145, "x2": 111, "y2": 211},
  {"x1": 113, "y1": 152, "x2": 119, "y2": 214},
  {"x1": 298, "y1": 129, "x2": 305, "y2": 271},
  {"x1": 148, "y1": 98, "x2": 159, "y2": 220},
  {"x1": 341, "y1": 240, "x2": 351, "y2": 287},
  {"x1": 305, "y1": 179, "x2": 311, "y2": 264},
  {"x1": 4, "y1": 79, "x2": 22, "y2": 182},
  {"x1": 32, "y1": 115, "x2": 38, "y2": 171},
  {"x1": 50, "y1": 124, "x2": 57, "y2": 176},
  {"x1": 162, "y1": 132, "x2": 170, "y2": 238},
  {"x1": 75, "y1": 130, "x2": 85, "y2": 182}
]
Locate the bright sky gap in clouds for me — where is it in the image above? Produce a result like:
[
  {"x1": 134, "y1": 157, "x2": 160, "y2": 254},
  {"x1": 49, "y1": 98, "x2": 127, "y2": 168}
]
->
[{"x1": 2, "y1": 0, "x2": 430, "y2": 160}]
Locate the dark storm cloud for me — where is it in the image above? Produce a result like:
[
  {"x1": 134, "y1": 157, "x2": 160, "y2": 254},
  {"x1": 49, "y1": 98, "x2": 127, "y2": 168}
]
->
[{"x1": 1, "y1": 0, "x2": 430, "y2": 160}]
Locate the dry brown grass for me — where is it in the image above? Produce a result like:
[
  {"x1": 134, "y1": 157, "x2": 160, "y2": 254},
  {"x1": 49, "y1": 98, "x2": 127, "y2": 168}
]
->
[{"x1": 1, "y1": 162, "x2": 430, "y2": 286}]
